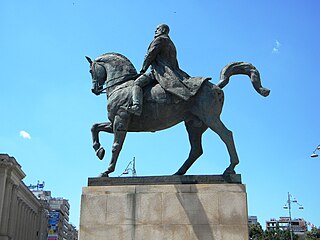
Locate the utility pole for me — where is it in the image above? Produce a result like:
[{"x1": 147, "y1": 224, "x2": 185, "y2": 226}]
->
[{"x1": 283, "y1": 192, "x2": 304, "y2": 240}]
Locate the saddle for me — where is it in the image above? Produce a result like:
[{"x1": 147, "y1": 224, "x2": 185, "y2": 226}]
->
[
  {"x1": 143, "y1": 77, "x2": 211, "y2": 104},
  {"x1": 107, "y1": 77, "x2": 211, "y2": 114}
]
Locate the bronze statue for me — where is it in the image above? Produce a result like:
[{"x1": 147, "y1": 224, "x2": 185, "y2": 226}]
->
[
  {"x1": 86, "y1": 24, "x2": 270, "y2": 178},
  {"x1": 122, "y1": 24, "x2": 207, "y2": 116}
]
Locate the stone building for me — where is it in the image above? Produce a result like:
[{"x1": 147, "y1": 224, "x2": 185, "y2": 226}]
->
[
  {"x1": 32, "y1": 190, "x2": 78, "y2": 240},
  {"x1": 0, "y1": 154, "x2": 48, "y2": 240}
]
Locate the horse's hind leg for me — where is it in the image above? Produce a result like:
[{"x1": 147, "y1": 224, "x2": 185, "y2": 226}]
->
[
  {"x1": 174, "y1": 120, "x2": 207, "y2": 175},
  {"x1": 91, "y1": 122, "x2": 113, "y2": 160},
  {"x1": 206, "y1": 117, "x2": 239, "y2": 175}
]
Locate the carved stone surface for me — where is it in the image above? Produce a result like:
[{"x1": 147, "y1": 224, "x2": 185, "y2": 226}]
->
[{"x1": 80, "y1": 180, "x2": 249, "y2": 240}]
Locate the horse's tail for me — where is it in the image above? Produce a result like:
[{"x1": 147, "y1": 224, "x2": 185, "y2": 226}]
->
[{"x1": 216, "y1": 62, "x2": 270, "y2": 97}]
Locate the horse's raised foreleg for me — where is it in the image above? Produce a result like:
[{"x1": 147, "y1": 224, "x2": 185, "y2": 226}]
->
[
  {"x1": 207, "y1": 117, "x2": 239, "y2": 176},
  {"x1": 174, "y1": 120, "x2": 207, "y2": 175},
  {"x1": 91, "y1": 122, "x2": 113, "y2": 160},
  {"x1": 100, "y1": 115, "x2": 128, "y2": 177}
]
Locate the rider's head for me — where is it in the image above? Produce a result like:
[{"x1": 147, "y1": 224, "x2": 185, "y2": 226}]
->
[{"x1": 155, "y1": 24, "x2": 170, "y2": 37}]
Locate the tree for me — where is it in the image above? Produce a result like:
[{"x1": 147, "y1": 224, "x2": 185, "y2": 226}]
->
[
  {"x1": 249, "y1": 222, "x2": 303, "y2": 240},
  {"x1": 263, "y1": 228, "x2": 299, "y2": 240},
  {"x1": 249, "y1": 223, "x2": 264, "y2": 239},
  {"x1": 306, "y1": 226, "x2": 320, "y2": 240}
]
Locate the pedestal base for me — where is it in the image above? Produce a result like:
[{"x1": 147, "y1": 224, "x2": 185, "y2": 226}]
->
[{"x1": 79, "y1": 175, "x2": 248, "y2": 240}]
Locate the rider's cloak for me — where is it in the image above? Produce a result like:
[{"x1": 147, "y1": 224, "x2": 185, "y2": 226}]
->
[{"x1": 141, "y1": 35, "x2": 210, "y2": 101}]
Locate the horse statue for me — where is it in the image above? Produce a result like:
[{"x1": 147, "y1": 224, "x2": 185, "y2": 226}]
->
[{"x1": 86, "y1": 52, "x2": 270, "y2": 177}]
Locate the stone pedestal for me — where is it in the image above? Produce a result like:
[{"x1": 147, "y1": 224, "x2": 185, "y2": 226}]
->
[{"x1": 79, "y1": 175, "x2": 248, "y2": 240}]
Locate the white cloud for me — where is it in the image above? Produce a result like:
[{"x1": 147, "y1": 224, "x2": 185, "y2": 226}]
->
[
  {"x1": 19, "y1": 130, "x2": 31, "y2": 139},
  {"x1": 272, "y1": 40, "x2": 281, "y2": 53}
]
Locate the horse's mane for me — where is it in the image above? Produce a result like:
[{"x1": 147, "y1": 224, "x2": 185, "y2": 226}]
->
[
  {"x1": 95, "y1": 52, "x2": 132, "y2": 65},
  {"x1": 94, "y1": 52, "x2": 138, "y2": 89}
]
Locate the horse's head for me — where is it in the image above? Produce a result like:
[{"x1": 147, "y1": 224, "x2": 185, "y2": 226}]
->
[
  {"x1": 86, "y1": 56, "x2": 106, "y2": 95},
  {"x1": 86, "y1": 53, "x2": 138, "y2": 96}
]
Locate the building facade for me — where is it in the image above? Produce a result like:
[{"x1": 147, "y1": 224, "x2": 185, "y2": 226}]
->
[
  {"x1": 248, "y1": 216, "x2": 258, "y2": 225},
  {"x1": 32, "y1": 190, "x2": 78, "y2": 240},
  {"x1": 66, "y1": 224, "x2": 78, "y2": 240},
  {"x1": 266, "y1": 217, "x2": 308, "y2": 237},
  {"x1": 0, "y1": 154, "x2": 48, "y2": 240}
]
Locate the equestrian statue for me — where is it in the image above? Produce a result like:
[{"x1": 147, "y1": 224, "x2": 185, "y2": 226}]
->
[{"x1": 86, "y1": 24, "x2": 270, "y2": 177}]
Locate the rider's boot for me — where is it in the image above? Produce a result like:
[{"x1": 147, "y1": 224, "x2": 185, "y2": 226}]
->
[{"x1": 126, "y1": 85, "x2": 143, "y2": 116}]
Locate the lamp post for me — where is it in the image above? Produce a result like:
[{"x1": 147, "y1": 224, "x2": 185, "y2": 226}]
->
[
  {"x1": 283, "y1": 192, "x2": 304, "y2": 240},
  {"x1": 119, "y1": 157, "x2": 137, "y2": 177},
  {"x1": 311, "y1": 144, "x2": 320, "y2": 158}
]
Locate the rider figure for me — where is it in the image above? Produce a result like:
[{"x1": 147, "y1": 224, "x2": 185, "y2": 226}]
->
[{"x1": 125, "y1": 24, "x2": 192, "y2": 116}]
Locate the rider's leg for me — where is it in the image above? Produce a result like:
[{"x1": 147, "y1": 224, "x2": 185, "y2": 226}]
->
[
  {"x1": 130, "y1": 84, "x2": 143, "y2": 114},
  {"x1": 126, "y1": 73, "x2": 154, "y2": 116}
]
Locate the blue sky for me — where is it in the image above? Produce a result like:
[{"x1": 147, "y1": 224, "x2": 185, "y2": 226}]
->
[{"x1": 1, "y1": 0, "x2": 319, "y2": 229}]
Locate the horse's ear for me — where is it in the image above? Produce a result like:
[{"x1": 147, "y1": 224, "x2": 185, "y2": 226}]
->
[{"x1": 85, "y1": 56, "x2": 93, "y2": 65}]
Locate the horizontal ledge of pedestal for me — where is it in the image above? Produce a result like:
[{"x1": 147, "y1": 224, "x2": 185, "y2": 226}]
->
[{"x1": 88, "y1": 174, "x2": 241, "y2": 186}]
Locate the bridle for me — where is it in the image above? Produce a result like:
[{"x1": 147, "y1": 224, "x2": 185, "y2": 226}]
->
[
  {"x1": 91, "y1": 61, "x2": 138, "y2": 95},
  {"x1": 91, "y1": 62, "x2": 107, "y2": 95}
]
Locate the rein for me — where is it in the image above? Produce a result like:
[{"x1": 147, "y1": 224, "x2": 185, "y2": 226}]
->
[
  {"x1": 94, "y1": 73, "x2": 139, "y2": 95},
  {"x1": 107, "y1": 81, "x2": 134, "y2": 99}
]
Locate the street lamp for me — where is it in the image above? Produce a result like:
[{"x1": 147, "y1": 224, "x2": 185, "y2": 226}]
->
[
  {"x1": 311, "y1": 145, "x2": 320, "y2": 158},
  {"x1": 119, "y1": 157, "x2": 137, "y2": 177},
  {"x1": 283, "y1": 192, "x2": 304, "y2": 240}
]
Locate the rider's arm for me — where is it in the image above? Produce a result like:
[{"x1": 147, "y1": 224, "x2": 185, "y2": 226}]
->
[{"x1": 141, "y1": 37, "x2": 164, "y2": 73}]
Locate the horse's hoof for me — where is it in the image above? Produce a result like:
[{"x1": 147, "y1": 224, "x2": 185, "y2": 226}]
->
[
  {"x1": 173, "y1": 169, "x2": 185, "y2": 175},
  {"x1": 223, "y1": 168, "x2": 236, "y2": 176},
  {"x1": 96, "y1": 147, "x2": 105, "y2": 160},
  {"x1": 98, "y1": 172, "x2": 109, "y2": 177}
]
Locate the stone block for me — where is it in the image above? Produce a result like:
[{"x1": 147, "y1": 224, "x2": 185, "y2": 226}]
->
[
  {"x1": 163, "y1": 224, "x2": 191, "y2": 239},
  {"x1": 80, "y1": 194, "x2": 107, "y2": 225},
  {"x1": 80, "y1": 176, "x2": 248, "y2": 240},
  {"x1": 162, "y1": 192, "x2": 219, "y2": 225},
  {"x1": 134, "y1": 225, "x2": 164, "y2": 240},
  {"x1": 80, "y1": 224, "x2": 134, "y2": 239},
  {"x1": 189, "y1": 224, "x2": 220, "y2": 240},
  {"x1": 219, "y1": 191, "x2": 248, "y2": 225},
  {"x1": 135, "y1": 193, "x2": 162, "y2": 224},
  {"x1": 105, "y1": 193, "x2": 135, "y2": 225}
]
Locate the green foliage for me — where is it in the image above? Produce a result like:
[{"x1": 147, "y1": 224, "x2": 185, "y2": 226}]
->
[
  {"x1": 249, "y1": 223, "x2": 300, "y2": 240},
  {"x1": 306, "y1": 227, "x2": 320, "y2": 240},
  {"x1": 249, "y1": 223, "x2": 320, "y2": 240},
  {"x1": 249, "y1": 223, "x2": 264, "y2": 239},
  {"x1": 263, "y1": 228, "x2": 298, "y2": 240}
]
